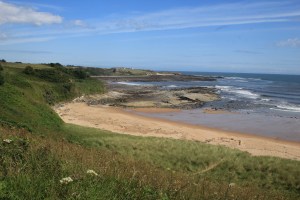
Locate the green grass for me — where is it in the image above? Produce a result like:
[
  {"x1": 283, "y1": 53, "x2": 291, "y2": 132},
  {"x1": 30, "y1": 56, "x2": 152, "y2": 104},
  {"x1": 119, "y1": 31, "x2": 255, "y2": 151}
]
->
[
  {"x1": 0, "y1": 62, "x2": 300, "y2": 199},
  {"x1": 85, "y1": 66, "x2": 157, "y2": 76},
  {"x1": 62, "y1": 124, "x2": 300, "y2": 196},
  {"x1": 0, "y1": 63, "x2": 104, "y2": 133},
  {"x1": 0, "y1": 129, "x2": 168, "y2": 200},
  {"x1": 0, "y1": 61, "x2": 52, "y2": 69},
  {"x1": 1, "y1": 126, "x2": 297, "y2": 200}
]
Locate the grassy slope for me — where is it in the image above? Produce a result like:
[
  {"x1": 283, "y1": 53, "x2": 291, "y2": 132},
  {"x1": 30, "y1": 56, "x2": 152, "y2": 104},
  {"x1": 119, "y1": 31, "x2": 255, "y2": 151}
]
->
[
  {"x1": 0, "y1": 62, "x2": 299, "y2": 199},
  {"x1": 63, "y1": 125, "x2": 300, "y2": 195},
  {"x1": 0, "y1": 63, "x2": 103, "y2": 133},
  {"x1": 84, "y1": 66, "x2": 157, "y2": 76}
]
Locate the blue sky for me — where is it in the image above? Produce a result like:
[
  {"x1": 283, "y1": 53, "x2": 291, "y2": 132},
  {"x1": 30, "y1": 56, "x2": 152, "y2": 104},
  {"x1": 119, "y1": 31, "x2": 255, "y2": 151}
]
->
[{"x1": 0, "y1": 0, "x2": 300, "y2": 74}]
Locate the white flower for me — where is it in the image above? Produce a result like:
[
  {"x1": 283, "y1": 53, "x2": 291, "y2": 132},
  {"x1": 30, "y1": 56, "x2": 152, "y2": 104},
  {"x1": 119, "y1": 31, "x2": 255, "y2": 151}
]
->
[
  {"x1": 86, "y1": 169, "x2": 98, "y2": 176},
  {"x1": 60, "y1": 177, "x2": 73, "y2": 184},
  {"x1": 229, "y1": 183, "x2": 236, "y2": 187},
  {"x1": 3, "y1": 139, "x2": 12, "y2": 144}
]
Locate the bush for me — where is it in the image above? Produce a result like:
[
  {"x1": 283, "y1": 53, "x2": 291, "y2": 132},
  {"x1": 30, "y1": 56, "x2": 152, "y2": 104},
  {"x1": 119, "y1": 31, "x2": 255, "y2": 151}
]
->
[
  {"x1": 73, "y1": 68, "x2": 88, "y2": 79},
  {"x1": 49, "y1": 63, "x2": 63, "y2": 69},
  {"x1": 0, "y1": 64, "x2": 3, "y2": 71},
  {"x1": 0, "y1": 73, "x2": 4, "y2": 85},
  {"x1": 43, "y1": 88, "x2": 56, "y2": 105},
  {"x1": 23, "y1": 66, "x2": 34, "y2": 75},
  {"x1": 35, "y1": 69, "x2": 69, "y2": 83},
  {"x1": 63, "y1": 83, "x2": 74, "y2": 93}
]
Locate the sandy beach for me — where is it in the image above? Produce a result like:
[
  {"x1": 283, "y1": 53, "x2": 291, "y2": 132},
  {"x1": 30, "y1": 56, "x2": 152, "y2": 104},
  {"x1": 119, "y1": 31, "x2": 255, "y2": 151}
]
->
[{"x1": 54, "y1": 102, "x2": 300, "y2": 161}]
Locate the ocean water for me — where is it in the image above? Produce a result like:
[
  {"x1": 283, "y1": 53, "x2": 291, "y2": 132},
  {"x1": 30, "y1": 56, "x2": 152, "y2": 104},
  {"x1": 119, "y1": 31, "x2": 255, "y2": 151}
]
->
[
  {"x1": 118, "y1": 72, "x2": 300, "y2": 141},
  {"x1": 122, "y1": 72, "x2": 300, "y2": 115},
  {"x1": 184, "y1": 72, "x2": 300, "y2": 115}
]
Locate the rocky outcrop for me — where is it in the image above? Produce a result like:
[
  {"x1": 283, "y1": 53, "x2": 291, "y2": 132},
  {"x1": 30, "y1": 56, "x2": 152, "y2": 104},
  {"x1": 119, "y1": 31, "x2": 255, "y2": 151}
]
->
[{"x1": 83, "y1": 85, "x2": 219, "y2": 109}]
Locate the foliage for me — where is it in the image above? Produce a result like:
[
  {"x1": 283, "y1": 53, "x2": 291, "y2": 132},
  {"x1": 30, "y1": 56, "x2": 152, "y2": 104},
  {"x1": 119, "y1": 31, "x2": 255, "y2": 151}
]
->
[
  {"x1": 0, "y1": 130, "x2": 170, "y2": 200},
  {"x1": 0, "y1": 64, "x2": 4, "y2": 85},
  {"x1": 1, "y1": 127, "x2": 297, "y2": 200},
  {"x1": 23, "y1": 66, "x2": 35, "y2": 75},
  {"x1": 84, "y1": 67, "x2": 156, "y2": 76},
  {"x1": 0, "y1": 63, "x2": 104, "y2": 134},
  {"x1": 73, "y1": 68, "x2": 89, "y2": 79},
  {"x1": 63, "y1": 124, "x2": 300, "y2": 197},
  {"x1": 49, "y1": 62, "x2": 63, "y2": 68},
  {"x1": 0, "y1": 74, "x2": 4, "y2": 86},
  {"x1": 34, "y1": 69, "x2": 70, "y2": 82}
]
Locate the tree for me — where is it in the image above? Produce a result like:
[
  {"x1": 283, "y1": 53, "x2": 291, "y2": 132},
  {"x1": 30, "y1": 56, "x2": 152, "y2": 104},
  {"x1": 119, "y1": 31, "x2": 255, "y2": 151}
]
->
[{"x1": 0, "y1": 59, "x2": 6, "y2": 62}]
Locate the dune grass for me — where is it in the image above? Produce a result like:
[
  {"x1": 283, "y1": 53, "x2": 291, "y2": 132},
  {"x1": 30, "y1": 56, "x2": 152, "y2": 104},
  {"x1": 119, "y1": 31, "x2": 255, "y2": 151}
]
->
[
  {"x1": 1, "y1": 126, "x2": 298, "y2": 200},
  {"x1": 62, "y1": 124, "x2": 300, "y2": 197},
  {"x1": 0, "y1": 62, "x2": 300, "y2": 199}
]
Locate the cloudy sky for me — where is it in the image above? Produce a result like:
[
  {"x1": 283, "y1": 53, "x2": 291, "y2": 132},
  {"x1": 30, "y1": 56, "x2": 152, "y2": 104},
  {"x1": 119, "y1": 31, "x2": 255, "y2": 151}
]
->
[{"x1": 0, "y1": 0, "x2": 300, "y2": 74}]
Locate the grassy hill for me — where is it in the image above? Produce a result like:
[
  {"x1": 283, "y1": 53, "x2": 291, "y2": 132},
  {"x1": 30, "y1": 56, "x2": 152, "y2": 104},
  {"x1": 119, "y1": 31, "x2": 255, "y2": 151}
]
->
[
  {"x1": 0, "y1": 61, "x2": 299, "y2": 199},
  {"x1": 0, "y1": 62, "x2": 103, "y2": 133},
  {"x1": 84, "y1": 66, "x2": 157, "y2": 76}
]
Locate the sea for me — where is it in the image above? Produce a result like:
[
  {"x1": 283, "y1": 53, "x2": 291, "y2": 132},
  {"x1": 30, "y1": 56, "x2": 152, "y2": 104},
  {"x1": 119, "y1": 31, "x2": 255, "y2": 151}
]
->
[{"x1": 119, "y1": 72, "x2": 300, "y2": 142}]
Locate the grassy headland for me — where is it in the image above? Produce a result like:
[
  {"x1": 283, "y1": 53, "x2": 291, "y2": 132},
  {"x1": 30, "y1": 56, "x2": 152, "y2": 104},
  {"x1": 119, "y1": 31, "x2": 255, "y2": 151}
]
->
[
  {"x1": 0, "y1": 61, "x2": 299, "y2": 199},
  {"x1": 0, "y1": 62, "x2": 104, "y2": 133}
]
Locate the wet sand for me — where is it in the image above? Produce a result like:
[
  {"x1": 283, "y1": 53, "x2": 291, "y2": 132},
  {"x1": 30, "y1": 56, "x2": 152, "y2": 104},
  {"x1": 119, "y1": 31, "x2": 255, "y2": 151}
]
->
[
  {"x1": 130, "y1": 107, "x2": 181, "y2": 113},
  {"x1": 54, "y1": 102, "x2": 300, "y2": 161},
  {"x1": 138, "y1": 108, "x2": 300, "y2": 142}
]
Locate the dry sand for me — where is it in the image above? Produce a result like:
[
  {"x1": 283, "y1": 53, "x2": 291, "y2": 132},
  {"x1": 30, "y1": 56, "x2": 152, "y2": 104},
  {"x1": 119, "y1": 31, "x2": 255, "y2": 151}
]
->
[{"x1": 54, "y1": 102, "x2": 300, "y2": 161}]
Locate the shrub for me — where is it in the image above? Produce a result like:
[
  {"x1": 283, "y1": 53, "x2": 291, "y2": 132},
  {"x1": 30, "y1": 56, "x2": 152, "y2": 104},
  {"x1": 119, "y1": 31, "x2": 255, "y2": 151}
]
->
[
  {"x1": 49, "y1": 63, "x2": 63, "y2": 69},
  {"x1": 23, "y1": 66, "x2": 35, "y2": 75},
  {"x1": 63, "y1": 83, "x2": 74, "y2": 93},
  {"x1": 0, "y1": 64, "x2": 3, "y2": 71},
  {"x1": 73, "y1": 68, "x2": 88, "y2": 79},
  {"x1": 0, "y1": 73, "x2": 4, "y2": 85},
  {"x1": 35, "y1": 69, "x2": 69, "y2": 83},
  {"x1": 43, "y1": 88, "x2": 56, "y2": 105}
]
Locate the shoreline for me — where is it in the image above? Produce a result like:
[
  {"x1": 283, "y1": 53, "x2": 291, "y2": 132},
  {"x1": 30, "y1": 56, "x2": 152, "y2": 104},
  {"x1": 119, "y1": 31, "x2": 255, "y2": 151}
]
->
[
  {"x1": 54, "y1": 102, "x2": 300, "y2": 161},
  {"x1": 129, "y1": 108, "x2": 300, "y2": 145}
]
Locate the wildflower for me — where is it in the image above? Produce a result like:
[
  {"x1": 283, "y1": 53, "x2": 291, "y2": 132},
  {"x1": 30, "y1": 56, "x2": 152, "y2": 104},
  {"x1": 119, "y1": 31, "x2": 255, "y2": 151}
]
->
[
  {"x1": 86, "y1": 169, "x2": 98, "y2": 176},
  {"x1": 60, "y1": 177, "x2": 73, "y2": 185},
  {"x1": 229, "y1": 183, "x2": 236, "y2": 187},
  {"x1": 3, "y1": 139, "x2": 12, "y2": 144}
]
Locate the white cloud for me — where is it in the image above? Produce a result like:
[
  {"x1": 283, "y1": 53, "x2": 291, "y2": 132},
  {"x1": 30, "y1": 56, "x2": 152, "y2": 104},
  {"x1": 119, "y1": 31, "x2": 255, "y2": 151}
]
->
[
  {"x1": 0, "y1": 1, "x2": 62, "y2": 25},
  {"x1": 277, "y1": 38, "x2": 300, "y2": 47},
  {"x1": 0, "y1": 32, "x2": 8, "y2": 40},
  {"x1": 1, "y1": 1, "x2": 300, "y2": 45},
  {"x1": 31, "y1": 1, "x2": 293, "y2": 40},
  {"x1": 0, "y1": 36, "x2": 55, "y2": 45},
  {"x1": 8, "y1": 1, "x2": 63, "y2": 11},
  {"x1": 92, "y1": 1, "x2": 300, "y2": 33},
  {"x1": 71, "y1": 20, "x2": 87, "y2": 27}
]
